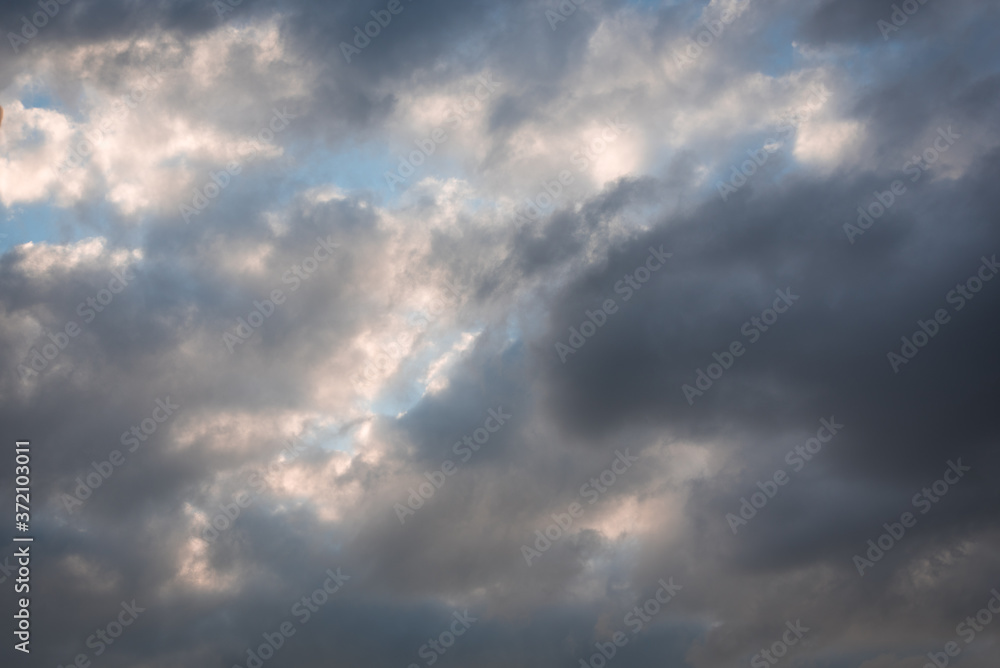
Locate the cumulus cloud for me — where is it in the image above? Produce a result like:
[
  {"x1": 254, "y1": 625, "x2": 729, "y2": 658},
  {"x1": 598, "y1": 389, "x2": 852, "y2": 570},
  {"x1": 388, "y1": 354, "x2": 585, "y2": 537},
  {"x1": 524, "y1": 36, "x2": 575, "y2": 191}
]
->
[{"x1": 1, "y1": 0, "x2": 999, "y2": 666}]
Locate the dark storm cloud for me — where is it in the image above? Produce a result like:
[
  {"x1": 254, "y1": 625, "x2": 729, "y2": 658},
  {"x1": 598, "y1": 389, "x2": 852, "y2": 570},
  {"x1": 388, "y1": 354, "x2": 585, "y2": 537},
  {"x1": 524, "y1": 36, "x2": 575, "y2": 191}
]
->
[
  {"x1": 527, "y1": 120, "x2": 1000, "y2": 668},
  {"x1": 2, "y1": 0, "x2": 1000, "y2": 666},
  {"x1": 798, "y1": 0, "x2": 984, "y2": 46}
]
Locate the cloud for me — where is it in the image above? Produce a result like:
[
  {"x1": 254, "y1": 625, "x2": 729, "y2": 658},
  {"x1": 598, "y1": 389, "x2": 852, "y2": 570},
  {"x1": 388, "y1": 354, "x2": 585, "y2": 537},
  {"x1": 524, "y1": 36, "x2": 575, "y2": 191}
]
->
[{"x1": 1, "y1": 0, "x2": 999, "y2": 666}]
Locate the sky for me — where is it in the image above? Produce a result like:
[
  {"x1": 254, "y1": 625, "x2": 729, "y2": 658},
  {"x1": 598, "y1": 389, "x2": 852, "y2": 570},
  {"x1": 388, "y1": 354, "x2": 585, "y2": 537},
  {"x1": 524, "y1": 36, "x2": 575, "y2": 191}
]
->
[{"x1": 1, "y1": 0, "x2": 999, "y2": 667}]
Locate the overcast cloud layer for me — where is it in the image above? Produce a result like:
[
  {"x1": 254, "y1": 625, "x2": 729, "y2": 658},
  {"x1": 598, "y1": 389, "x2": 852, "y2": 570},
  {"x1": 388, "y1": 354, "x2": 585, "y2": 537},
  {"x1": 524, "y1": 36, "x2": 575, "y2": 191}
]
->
[{"x1": 1, "y1": 0, "x2": 1000, "y2": 667}]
